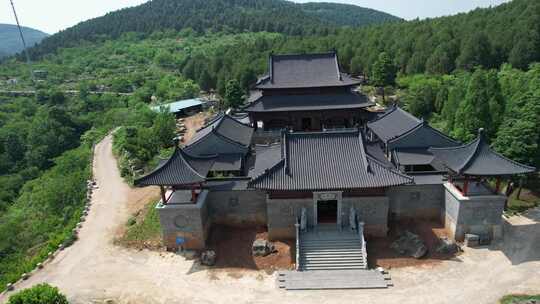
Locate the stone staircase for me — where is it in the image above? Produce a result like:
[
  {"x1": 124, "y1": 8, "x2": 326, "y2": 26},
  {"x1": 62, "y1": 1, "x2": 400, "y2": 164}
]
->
[{"x1": 299, "y1": 224, "x2": 367, "y2": 271}]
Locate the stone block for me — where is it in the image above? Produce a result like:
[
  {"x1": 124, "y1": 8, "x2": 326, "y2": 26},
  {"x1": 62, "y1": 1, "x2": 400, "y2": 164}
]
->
[{"x1": 464, "y1": 234, "x2": 479, "y2": 247}]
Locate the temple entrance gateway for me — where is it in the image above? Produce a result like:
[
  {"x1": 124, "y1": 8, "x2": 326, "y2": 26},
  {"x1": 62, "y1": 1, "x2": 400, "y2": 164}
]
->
[
  {"x1": 313, "y1": 191, "x2": 343, "y2": 227},
  {"x1": 317, "y1": 200, "x2": 338, "y2": 223}
]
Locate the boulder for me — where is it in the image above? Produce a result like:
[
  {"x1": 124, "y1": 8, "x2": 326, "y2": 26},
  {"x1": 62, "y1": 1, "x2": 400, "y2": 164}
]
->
[
  {"x1": 252, "y1": 239, "x2": 276, "y2": 257},
  {"x1": 436, "y1": 238, "x2": 460, "y2": 254},
  {"x1": 201, "y1": 250, "x2": 216, "y2": 266},
  {"x1": 391, "y1": 231, "x2": 428, "y2": 259}
]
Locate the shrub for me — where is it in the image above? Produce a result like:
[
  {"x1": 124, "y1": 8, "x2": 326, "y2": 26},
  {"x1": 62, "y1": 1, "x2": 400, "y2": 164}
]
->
[{"x1": 8, "y1": 284, "x2": 68, "y2": 304}]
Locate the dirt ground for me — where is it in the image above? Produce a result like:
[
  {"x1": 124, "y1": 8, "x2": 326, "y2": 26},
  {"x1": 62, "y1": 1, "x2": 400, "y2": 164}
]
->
[
  {"x1": 181, "y1": 112, "x2": 212, "y2": 143},
  {"x1": 368, "y1": 220, "x2": 458, "y2": 269},
  {"x1": 206, "y1": 226, "x2": 293, "y2": 273},
  {"x1": 1, "y1": 135, "x2": 539, "y2": 304}
]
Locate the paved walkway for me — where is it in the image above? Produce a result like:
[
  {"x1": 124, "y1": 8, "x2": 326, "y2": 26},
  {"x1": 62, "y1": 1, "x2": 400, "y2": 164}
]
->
[{"x1": 1, "y1": 135, "x2": 539, "y2": 304}]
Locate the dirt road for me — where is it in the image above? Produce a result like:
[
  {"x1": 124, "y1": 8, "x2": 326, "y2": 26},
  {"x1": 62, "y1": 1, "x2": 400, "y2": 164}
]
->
[{"x1": 1, "y1": 135, "x2": 539, "y2": 304}]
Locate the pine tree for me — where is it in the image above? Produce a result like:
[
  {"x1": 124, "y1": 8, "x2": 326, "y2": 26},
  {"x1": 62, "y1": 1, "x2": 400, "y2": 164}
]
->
[
  {"x1": 371, "y1": 52, "x2": 396, "y2": 102},
  {"x1": 485, "y1": 70, "x2": 505, "y2": 135},
  {"x1": 224, "y1": 79, "x2": 244, "y2": 109},
  {"x1": 452, "y1": 69, "x2": 492, "y2": 142},
  {"x1": 198, "y1": 69, "x2": 214, "y2": 92}
]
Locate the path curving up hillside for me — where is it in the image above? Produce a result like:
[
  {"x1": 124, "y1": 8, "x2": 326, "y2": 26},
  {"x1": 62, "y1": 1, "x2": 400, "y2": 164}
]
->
[{"x1": 1, "y1": 135, "x2": 539, "y2": 304}]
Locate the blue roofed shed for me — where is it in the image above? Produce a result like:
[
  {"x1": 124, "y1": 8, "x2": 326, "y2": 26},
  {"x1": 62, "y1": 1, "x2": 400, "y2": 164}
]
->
[{"x1": 151, "y1": 98, "x2": 204, "y2": 116}]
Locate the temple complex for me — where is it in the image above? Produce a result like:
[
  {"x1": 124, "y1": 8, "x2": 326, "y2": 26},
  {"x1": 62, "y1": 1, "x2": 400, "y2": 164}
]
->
[{"x1": 135, "y1": 52, "x2": 536, "y2": 280}]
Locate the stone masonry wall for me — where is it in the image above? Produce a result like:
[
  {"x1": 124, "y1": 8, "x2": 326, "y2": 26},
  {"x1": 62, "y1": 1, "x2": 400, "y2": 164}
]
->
[
  {"x1": 386, "y1": 184, "x2": 444, "y2": 221},
  {"x1": 266, "y1": 197, "x2": 313, "y2": 240},
  {"x1": 341, "y1": 197, "x2": 389, "y2": 237},
  {"x1": 443, "y1": 183, "x2": 506, "y2": 241},
  {"x1": 266, "y1": 195, "x2": 389, "y2": 239},
  {"x1": 157, "y1": 191, "x2": 210, "y2": 250},
  {"x1": 206, "y1": 190, "x2": 267, "y2": 226}
]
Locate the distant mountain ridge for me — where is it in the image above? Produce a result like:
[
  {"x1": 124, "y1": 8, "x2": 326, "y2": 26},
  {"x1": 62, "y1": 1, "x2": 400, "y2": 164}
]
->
[
  {"x1": 0, "y1": 24, "x2": 48, "y2": 58},
  {"x1": 26, "y1": 0, "x2": 399, "y2": 58},
  {"x1": 300, "y1": 2, "x2": 401, "y2": 27}
]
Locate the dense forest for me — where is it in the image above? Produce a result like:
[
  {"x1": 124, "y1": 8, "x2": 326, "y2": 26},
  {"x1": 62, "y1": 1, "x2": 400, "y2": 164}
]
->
[
  {"x1": 24, "y1": 0, "x2": 399, "y2": 58},
  {"x1": 0, "y1": 0, "x2": 539, "y2": 291}
]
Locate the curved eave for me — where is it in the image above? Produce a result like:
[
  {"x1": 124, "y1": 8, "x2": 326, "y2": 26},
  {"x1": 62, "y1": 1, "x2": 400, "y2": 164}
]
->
[
  {"x1": 387, "y1": 122, "x2": 460, "y2": 146},
  {"x1": 134, "y1": 148, "x2": 207, "y2": 187}
]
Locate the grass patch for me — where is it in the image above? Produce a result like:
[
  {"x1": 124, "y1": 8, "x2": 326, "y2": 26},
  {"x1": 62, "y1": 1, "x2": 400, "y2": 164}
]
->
[
  {"x1": 506, "y1": 187, "x2": 540, "y2": 216},
  {"x1": 500, "y1": 294, "x2": 540, "y2": 304},
  {"x1": 117, "y1": 201, "x2": 163, "y2": 250}
]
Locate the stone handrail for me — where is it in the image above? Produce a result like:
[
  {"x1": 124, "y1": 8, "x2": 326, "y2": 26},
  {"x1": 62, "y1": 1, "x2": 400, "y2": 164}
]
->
[
  {"x1": 295, "y1": 216, "x2": 301, "y2": 271},
  {"x1": 358, "y1": 221, "x2": 368, "y2": 268}
]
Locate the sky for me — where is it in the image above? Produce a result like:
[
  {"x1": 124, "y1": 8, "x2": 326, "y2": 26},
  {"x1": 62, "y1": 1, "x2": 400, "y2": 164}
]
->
[{"x1": 1, "y1": 0, "x2": 510, "y2": 35}]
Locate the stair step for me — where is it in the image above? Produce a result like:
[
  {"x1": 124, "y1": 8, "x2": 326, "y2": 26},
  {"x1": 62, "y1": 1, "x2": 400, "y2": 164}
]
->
[
  {"x1": 302, "y1": 252, "x2": 364, "y2": 258},
  {"x1": 301, "y1": 243, "x2": 362, "y2": 248},
  {"x1": 301, "y1": 247, "x2": 362, "y2": 252},
  {"x1": 301, "y1": 240, "x2": 360, "y2": 244},
  {"x1": 301, "y1": 265, "x2": 367, "y2": 271},
  {"x1": 302, "y1": 256, "x2": 365, "y2": 262}
]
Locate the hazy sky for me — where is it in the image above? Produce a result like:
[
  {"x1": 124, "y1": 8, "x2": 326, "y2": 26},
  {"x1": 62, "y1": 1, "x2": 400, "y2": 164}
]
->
[{"x1": 1, "y1": 0, "x2": 510, "y2": 34}]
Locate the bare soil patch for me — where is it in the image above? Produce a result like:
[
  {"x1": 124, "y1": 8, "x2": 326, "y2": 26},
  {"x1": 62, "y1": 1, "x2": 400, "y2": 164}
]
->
[
  {"x1": 368, "y1": 219, "x2": 459, "y2": 269},
  {"x1": 206, "y1": 225, "x2": 294, "y2": 273},
  {"x1": 181, "y1": 112, "x2": 212, "y2": 143}
]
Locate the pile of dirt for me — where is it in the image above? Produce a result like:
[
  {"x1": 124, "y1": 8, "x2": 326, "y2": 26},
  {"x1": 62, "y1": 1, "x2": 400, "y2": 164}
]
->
[
  {"x1": 368, "y1": 220, "x2": 459, "y2": 269},
  {"x1": 206, "y1": 225, "x2": 294, "y2": 273}
]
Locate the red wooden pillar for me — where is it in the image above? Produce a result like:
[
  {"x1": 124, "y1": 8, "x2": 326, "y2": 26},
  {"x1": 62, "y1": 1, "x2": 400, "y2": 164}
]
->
[
  {"x1": 160, "y1": 186, "x2": 167, "y2": 205},
  {"x1": 463, "y1": 176, "x2": 469, "y2": 196},
  {"x1": 191, "y1": 185, "x2": 196, "y2": 202},
  {"x1": 495, "y1": 177, "x2": 502, "y2": 194}
]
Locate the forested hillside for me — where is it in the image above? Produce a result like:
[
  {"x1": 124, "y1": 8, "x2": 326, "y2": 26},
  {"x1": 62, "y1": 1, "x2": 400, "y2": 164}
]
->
[
  {"x1": 0, "y1": 24, "x2": 48, "y2": 58},
  {"x1": 299, "y1": 2, "x2": 401, "y2": 27},
  {"x1": 26, "y1": 0, "x2": 398, "y2": 59}
]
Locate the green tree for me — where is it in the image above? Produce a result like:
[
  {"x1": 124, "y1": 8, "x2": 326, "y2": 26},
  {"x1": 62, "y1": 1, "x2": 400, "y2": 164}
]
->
[
  {"x1": 456, "y1": 32, "x2": 492, "y2": 70},
  {"x1": 485, "y1": 70, "x2": 505, "y2": 134},
  {"x1": 452, "y1": 69, "x2": 492, "y2": 142},
  {"x1": 224, "y1": 79, "x2": 244, "y2": 109},
  {"x1": 494, "y1": 92, "x2": 540, "y2": 167},
  {"x1": 152, "y1": 110, "x2": 176, "y2": 148},
  {"x1": 154, "y1": 50, "x2": 174, "y2": 67},
  {"x1": 371, "y1": 52, "x2": 396, "y2": 102},
  {"x1": 8, "y1": 283, "x2": 68, "y2": 304},
  {"x1": 198, "y1": 69, "x2": 214, "y2": 92}
]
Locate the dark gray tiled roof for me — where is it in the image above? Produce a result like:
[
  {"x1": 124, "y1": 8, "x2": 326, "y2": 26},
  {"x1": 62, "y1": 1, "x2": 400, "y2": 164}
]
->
[
  {"x1": 387, "y1": 121, "x2": 461, "y2": 150},
  {"x1": 367, "y1": 106, "x2": 422, "y2": 143},
  {"x1": 248, "y1": 143, "x2": 283, "y2": 178},
  {"x1": 205, "y1": 178, "x2": 251, "y2": 191},
  {"x1": 393, "y1": 148, "x2": 435, "y2": 166},
  {"x1": 135, "y1": 148, "x2": 214, "y2": 186},
  {"x1": 187, "y1": 113, "x2": 254, "y2": 148},
  {"x1": 210, "y1": 154, "x2": 243, "y2": 171},
  {"x1": 244, "y1": 92, "x2": 373, "y2": 113},
  {"x1": 250, "y1": 130, "x2": 413, "y2": 191},
  {"x1": 365, "y1": 142, "x2": 394, "y2": 168},
  {"x1": 254, "y1": 52, "x2": 361, "y2": 89},
  {"x1": 429, "y1": 130, "x2": 536, "y2": 176}
]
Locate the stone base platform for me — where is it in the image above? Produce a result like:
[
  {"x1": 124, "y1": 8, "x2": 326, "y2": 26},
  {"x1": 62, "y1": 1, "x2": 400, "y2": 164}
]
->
[{"x1": 277, "y1": 269, "x2": 392, "y2": 290}]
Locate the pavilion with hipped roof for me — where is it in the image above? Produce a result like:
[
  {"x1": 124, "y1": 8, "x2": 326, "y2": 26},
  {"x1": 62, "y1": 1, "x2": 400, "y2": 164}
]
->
[
  {"x1": 134, "y1": 145, "x2": 215, "y2": 205},
  {"x1": 429, "y1": 128, "x2": 536, "y2": 197}
]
